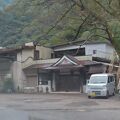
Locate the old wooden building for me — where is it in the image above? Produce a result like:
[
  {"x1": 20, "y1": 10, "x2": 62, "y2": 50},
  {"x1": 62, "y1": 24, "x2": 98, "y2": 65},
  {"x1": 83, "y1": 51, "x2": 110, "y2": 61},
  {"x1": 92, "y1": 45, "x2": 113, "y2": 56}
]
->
[{"x1": 0, "y1": 41, "x2": 119, "y2": 93}]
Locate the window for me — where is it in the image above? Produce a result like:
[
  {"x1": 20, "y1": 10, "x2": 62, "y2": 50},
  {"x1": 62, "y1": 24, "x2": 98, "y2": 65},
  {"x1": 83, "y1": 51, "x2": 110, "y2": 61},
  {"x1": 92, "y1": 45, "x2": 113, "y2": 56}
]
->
[
  {"x1": 108, "y1": 76, "x2": 114, "y2": 83},
  {"x1": 89, "y1": 76, "x2": 107, "y2": 84},
  {"x1": 111, "y1": 76, "x2": 114, "y2": 82},
  {"x1": 39, "y1": 81, "x2": 48, "y2": 85},
  {"x1": 34, "y1": 50, "x2": 39, "y2": 60},
  {"x1": 93, "y1": 50, "x2": 97, "y2": 54}
]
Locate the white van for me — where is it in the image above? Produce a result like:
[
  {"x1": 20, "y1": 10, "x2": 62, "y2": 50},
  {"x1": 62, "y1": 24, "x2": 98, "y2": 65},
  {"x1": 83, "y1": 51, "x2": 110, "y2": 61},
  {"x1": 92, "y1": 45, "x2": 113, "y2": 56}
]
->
[{"x1": 86, "y1": 73, "x2": 115, "y2": 98}]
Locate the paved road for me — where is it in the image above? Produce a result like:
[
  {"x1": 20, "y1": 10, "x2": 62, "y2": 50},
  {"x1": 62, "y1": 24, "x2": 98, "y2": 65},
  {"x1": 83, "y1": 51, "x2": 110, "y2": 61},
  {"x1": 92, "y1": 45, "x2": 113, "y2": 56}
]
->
[
  {"x1": 0, "y1": 107, "x2": 28, "y2": 120},
  {"x1": 30, "y1": 109, "x2": 120, "y2": 120},
  {"x1": 0, "y1": 93, "x2": 120, "y2": 120}
]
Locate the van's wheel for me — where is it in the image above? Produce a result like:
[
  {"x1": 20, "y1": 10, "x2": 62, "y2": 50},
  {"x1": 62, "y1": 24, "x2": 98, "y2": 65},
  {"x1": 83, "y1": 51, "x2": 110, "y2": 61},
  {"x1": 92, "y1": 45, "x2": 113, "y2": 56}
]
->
[{"x1": 88, "y1": 96, "x2": 91, "y2": 99}]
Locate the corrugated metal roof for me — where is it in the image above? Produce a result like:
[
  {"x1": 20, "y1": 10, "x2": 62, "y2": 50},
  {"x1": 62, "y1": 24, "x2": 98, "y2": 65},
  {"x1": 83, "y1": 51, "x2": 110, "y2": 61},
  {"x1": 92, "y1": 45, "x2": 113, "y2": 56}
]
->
[{"x1": 51, "y1": 40, "x2": 111, "y2": 48}]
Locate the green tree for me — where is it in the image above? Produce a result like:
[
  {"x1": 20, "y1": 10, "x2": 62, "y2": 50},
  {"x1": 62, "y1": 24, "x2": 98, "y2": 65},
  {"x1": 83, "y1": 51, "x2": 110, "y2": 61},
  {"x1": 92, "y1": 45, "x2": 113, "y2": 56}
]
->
[{"x1": 0, "y1": 0, "x2": 120, "y2": 56}]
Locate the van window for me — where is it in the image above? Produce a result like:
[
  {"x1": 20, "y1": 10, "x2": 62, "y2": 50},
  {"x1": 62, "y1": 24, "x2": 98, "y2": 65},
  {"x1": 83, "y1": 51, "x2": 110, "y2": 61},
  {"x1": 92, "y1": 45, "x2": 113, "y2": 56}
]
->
[
  {"x1": 108, "y1": 76, "x2": 114, "y2": 83},
  {"x1": 89, "y1": 76, "x2": 107, "y2": 84},
  {"x1": 111, "y1": 76, "x2": 114, "y2": 82}
]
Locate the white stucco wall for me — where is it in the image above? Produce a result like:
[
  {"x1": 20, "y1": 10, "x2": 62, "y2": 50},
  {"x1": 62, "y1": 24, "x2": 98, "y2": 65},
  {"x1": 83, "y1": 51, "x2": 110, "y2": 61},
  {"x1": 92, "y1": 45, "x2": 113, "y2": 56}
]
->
[
  {"x1": 85, "y1": 43, "x2": 105, "y2": 56},
  {"x1": 84, "y1": 43, "x2": 114, "y2": 60}
]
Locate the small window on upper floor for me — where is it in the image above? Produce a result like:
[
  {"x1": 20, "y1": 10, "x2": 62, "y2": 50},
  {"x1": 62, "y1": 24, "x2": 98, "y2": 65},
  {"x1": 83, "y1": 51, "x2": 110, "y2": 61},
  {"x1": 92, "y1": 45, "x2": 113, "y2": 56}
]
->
[
  {"x1": 93, "y1": 50, "x2": 97, "y2": 54},
  {"x1": 34, "y1": 50, "x2": 40, "y2": 60}
]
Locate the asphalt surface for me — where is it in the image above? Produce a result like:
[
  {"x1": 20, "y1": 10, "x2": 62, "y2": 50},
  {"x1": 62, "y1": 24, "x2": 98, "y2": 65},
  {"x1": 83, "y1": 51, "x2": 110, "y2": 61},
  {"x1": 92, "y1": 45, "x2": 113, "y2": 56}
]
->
[
  {"x1": 0, "y1": 93, "x2": 120, "y2": 120},
  {"x1": 0, "y1": 107, "x2": 28, "y2": 120}
]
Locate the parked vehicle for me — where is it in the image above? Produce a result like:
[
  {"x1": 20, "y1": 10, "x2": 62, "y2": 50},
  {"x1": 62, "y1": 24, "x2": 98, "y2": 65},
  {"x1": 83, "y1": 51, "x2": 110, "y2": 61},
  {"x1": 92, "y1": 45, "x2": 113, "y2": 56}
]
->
[{"x1": 86, "y1": 73, "x2": 115, "y2": 98}]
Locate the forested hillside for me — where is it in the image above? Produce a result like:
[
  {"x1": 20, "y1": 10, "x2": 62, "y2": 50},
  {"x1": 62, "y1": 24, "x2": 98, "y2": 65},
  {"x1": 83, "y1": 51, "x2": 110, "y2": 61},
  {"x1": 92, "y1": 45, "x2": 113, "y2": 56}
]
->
[{"x1": 0, "y1": 0, "x2": 120, "y2": 54}]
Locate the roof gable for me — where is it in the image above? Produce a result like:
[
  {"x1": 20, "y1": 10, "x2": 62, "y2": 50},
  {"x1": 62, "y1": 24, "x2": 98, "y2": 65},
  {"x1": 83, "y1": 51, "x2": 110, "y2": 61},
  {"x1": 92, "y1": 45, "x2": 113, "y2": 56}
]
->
[{"x1": 53, "y1": 55, "x2": 78, "y2": 66}]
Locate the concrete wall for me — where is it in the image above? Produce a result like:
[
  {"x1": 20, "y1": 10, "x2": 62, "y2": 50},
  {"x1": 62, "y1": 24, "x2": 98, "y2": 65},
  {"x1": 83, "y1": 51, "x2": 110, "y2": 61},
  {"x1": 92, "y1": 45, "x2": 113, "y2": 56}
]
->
[
  {"x1": 15, "y1": 48, "x2": 35, "y2": 91},
  {"x1": 17, "y1": 46, "x2": 53, "y2": 62},
  {"x1": 21, "y1": 46, "x2": 53, "y2": 69},
  {"x1": 12, "y1": 61, "x2": 26, "y2": 91},
  {"x1": 36, "y1": 46, "x2": 53, "y2": 60},
  {"x1": 12, "y1": 61, "x2": 38, "y2": 92},
  {"x1": 17, "y1": 49, "x2": 34, "y2": 62}
]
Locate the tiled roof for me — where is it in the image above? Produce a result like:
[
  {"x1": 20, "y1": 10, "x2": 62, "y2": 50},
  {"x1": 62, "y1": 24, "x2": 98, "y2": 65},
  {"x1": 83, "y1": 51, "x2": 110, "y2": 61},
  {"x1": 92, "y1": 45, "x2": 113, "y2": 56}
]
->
[
  {"x1": 65, "y1": 55, "x2": 101, "y2": 66},
  {"x1": 23, "y1": 55, "x2": 101, "y2": 70}
]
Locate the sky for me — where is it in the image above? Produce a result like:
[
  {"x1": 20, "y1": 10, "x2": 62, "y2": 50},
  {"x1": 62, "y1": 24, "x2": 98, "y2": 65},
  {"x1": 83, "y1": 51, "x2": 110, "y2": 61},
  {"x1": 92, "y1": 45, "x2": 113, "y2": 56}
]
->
[
  {"x1": 0, "y1": 0, "x2": 12, "y2": 10},
  {"x1": 3, "y1": 0, "x2": 12, "y2": 4}
]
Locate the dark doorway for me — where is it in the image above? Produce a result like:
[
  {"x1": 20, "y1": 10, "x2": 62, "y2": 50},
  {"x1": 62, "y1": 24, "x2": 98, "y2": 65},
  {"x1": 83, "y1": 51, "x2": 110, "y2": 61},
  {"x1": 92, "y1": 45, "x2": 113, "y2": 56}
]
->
[{"x1": 56, "y1": 74, "x2": 80, "y2": 91}]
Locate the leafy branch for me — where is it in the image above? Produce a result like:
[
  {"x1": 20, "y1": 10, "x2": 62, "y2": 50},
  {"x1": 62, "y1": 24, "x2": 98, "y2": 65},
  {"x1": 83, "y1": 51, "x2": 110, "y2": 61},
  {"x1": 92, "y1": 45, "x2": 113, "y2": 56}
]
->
[{"x1": 46, "y1": 3, "x2": 76, "y2": 35}]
